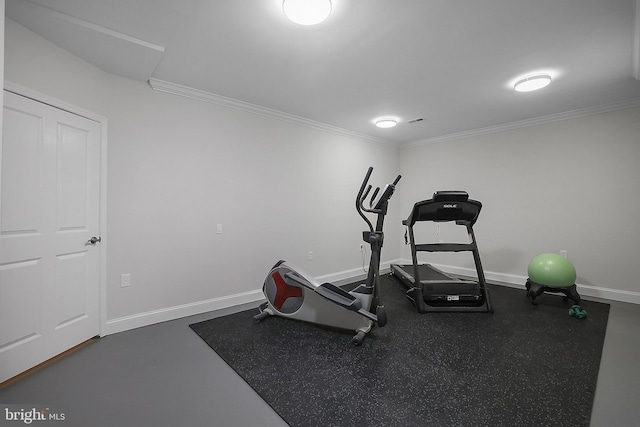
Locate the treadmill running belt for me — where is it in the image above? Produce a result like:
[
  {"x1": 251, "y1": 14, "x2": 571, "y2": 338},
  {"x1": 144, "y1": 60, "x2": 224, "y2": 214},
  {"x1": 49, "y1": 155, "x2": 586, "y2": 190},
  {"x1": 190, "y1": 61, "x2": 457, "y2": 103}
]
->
[{"x1": 414, "y1": 264, "x2": 454, "y2": 281}]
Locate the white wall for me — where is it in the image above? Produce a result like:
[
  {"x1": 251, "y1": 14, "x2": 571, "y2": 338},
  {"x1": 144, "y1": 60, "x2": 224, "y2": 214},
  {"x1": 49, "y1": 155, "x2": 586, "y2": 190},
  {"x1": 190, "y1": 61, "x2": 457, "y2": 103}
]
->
[
  {"x1": 101, "y1": 79, "x2": 402, "y2": 322},
  {"x1": 4, "y1": 19, "x2": 402, "y2": 331},
  {"x1": 399, "y1": 108, "x2": 640, "y2": 301}
]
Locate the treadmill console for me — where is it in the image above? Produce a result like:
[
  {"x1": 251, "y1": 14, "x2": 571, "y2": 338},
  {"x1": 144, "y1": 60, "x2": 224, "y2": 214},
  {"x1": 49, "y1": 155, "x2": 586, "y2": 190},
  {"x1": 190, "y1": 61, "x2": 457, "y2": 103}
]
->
[
  {"x1": 432, "y1": 191, "x2": 469, "y2": 202},
  {"x1": 405, "y1": 191, "x2": 481, "y2": 226}
]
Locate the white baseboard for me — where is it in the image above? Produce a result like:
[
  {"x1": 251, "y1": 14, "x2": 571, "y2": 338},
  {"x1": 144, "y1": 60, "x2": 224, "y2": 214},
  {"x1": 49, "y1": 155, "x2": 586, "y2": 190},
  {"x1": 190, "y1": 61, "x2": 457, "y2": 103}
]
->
[
  {"x1": 103, "y1": 260, "x2": 639, "y2": 336},
  {"x1": 396, "y1": 259, "x2": 640, "y2": 305},
  {"x1": 103, "y1": 290, "x2": 264, "y2": 336},
  {"x1": 103, "y1": 263, "x2": 394, "y2": 336},
  {"x1": 315, "y1": 261, "x2": 394, "y2": 286}
]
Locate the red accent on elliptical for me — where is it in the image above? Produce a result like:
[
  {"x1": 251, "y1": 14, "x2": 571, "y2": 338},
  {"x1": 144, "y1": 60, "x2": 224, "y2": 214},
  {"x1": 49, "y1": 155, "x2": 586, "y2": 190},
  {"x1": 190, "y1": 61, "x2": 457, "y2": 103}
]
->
[{"x1": 272, "y1": 271, "x2": 303, "y2": 310}]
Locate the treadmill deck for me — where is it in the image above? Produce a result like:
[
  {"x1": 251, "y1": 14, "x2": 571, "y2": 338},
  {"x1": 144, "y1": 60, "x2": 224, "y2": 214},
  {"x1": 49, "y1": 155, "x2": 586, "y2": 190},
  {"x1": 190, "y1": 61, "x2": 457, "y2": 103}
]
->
[{"x1": 391, "y1": 263, "x2": 483, "y2": 303}]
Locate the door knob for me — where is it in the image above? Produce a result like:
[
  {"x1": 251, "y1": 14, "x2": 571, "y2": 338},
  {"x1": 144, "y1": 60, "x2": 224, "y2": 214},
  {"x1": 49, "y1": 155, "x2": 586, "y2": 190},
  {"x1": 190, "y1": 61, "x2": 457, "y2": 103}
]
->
[{"x1": 87, "y1": 236, "x2": 102, "y2": 245}]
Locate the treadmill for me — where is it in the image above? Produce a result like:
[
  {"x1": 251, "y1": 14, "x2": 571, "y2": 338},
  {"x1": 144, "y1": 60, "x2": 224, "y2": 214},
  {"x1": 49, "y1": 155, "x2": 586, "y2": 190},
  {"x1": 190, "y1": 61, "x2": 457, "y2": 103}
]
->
[{"x1": 390, "y1": 191, "x2": 493, "y2": 313}]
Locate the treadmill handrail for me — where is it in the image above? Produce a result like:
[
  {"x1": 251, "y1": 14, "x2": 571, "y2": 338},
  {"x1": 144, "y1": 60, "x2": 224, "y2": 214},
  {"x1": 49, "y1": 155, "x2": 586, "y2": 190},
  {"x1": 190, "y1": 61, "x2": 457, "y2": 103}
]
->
[{"x1": 415, "y1": 243, "x2": 476, "y2": 252}]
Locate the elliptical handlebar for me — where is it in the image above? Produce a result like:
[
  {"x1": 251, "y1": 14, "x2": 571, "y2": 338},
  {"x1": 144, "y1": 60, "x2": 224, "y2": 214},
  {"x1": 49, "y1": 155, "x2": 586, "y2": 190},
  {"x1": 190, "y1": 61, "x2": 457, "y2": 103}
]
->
[
  {"x1": 356, "y1": 168, "x2": 375, "y2": 232},
  {"x1": 356, "y1": 167, "x2": 402, "y2": 232},
  {"x1": 356, "y1": 168, "x2": 374, "y2": 204},
  {"x1": 369, "y1": 187, "x2": 380, "y2": 209}
]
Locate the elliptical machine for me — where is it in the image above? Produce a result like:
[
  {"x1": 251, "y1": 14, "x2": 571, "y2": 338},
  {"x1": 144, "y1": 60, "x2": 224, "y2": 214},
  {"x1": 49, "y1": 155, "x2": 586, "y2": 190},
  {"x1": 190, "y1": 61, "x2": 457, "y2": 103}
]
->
[{"x1": 254, "y1": 167, "x2": 401, "y2": 345}]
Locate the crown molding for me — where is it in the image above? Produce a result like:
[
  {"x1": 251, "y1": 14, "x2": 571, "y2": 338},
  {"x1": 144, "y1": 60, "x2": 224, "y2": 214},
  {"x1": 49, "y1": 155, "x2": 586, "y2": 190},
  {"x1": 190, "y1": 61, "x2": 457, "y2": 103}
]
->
[
  {"x1": 147, "y1": 78, "x2": 393, "y2": 147},
  {"x1": 147, "y1": 79, "x2": 640, "y2": 150},
  {"x1": 402, "y1": 97, "x2": 640, "y2": 148},
  {"x1": 7, "y1": 0, "x2": 164, "y2": 82}
]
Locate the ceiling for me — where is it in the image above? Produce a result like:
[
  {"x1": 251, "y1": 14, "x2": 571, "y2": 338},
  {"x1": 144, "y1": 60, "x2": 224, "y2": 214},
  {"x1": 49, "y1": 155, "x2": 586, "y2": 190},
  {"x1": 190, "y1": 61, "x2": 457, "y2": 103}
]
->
[{"x1": 6, "y1": 0, "x2": 640, "y2": 146}]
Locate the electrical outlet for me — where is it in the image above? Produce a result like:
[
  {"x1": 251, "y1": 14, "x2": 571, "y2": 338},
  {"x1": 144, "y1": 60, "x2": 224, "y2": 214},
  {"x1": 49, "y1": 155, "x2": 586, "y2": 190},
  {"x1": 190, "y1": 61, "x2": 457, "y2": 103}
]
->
[
  {"x1": 121, "y1": 273, "x2": 131, "y2": 288},
  {"x1": 560, "y1": 250, "x2": 568, "y2": 259},
  {"x1": 308, "y1": 251, "x2": 313, "y2": 261},
  {"x1": 216, "y1": 224, "x2": 223, "y2": 234}
]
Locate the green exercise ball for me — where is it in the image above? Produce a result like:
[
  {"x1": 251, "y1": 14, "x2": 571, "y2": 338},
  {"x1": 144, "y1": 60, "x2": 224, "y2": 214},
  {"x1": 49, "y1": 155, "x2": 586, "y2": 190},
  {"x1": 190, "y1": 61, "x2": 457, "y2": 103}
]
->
[{"x1": 528, "y1": 253, "x2": 576, "y2": 288}]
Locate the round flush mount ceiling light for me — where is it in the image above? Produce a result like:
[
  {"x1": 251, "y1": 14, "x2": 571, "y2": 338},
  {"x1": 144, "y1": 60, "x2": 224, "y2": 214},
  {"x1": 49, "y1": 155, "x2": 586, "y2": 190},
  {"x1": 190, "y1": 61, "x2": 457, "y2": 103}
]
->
[
  {"x1": 375, "y1": 119, "x2": 398, "y2": 129},
  {"x1": 283, "y1": 0, "x2": 332, "y2": 25},
  {"x1": 514, "y1": 74, "x2": 552, "y2": 92}
]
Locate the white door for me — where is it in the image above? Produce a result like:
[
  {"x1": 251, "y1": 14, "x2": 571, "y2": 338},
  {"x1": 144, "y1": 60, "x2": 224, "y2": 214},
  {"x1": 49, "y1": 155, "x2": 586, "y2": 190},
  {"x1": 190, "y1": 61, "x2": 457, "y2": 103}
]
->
[{"x1": 0, "y1": 91, "x2": 101, "y2": 383}]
